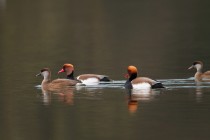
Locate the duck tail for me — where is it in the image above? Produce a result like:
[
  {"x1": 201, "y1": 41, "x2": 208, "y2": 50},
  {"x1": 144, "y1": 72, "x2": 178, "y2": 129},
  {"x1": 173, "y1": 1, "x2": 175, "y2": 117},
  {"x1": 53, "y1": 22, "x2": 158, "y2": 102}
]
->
[
  {"x1": 152, "y1": 82, "x2": 165, "y2": 89},
  {"x1": 100, "y1": 77, "x2": 112, "y2": 82}
]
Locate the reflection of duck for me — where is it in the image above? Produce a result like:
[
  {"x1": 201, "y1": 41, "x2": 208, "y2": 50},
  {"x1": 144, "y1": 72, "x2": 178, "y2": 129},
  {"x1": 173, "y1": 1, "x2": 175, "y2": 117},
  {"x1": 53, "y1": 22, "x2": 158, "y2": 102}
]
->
[
  {"x1": 56, "y1": 89, "x2": 74, "y2": 105},
  {"x1": 58, "y1": 64, "x2": 112, "y2": 85},
  {"x1": 127, "y1": 89, "x2": 153, "y2": 113},
  {"x1": 126, "y1": 88, "x2": 162, "y2": 113},
  {"x1": 36, "y1": 68, "x2": 79, "y2": 90},
  {"x1": 128, "y1": 99, "x2": 138, "y2": 113},
  {"x1": 40, "y1": 87, "x2": 74, "y2": 105},
  {"x1": 188, "y1": 61, "x2": 210, "y2": 82},
  {"x1": 195, "y1": 82, "x2": 203, "y2": 103},
  {"x1": 124, "y1": 65, "x2": 164, "y2": 89}
]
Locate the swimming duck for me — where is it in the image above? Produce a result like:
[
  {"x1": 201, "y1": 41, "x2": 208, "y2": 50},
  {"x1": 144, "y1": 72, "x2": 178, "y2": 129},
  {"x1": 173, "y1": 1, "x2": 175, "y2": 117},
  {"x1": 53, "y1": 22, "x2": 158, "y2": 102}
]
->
[
  {"x1": 36, "y1": 68, "x2": 80, "y2": 90},
  {"x1": 188, "y1": 61, "x2": 210, "y2": 81},
  {"x1": 58, "y1": 64, "x2": 111, "y2": 85},
  {"x1": 124, "y1": 65, "x2": 164, "y2": 89}
]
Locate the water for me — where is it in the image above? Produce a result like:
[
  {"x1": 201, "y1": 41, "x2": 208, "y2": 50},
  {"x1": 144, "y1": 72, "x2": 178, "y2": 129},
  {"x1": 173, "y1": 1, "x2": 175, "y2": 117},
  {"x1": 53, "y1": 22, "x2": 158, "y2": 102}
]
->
[{"x1": 1, "y1": 0, "x2": 210, "y2": 140}]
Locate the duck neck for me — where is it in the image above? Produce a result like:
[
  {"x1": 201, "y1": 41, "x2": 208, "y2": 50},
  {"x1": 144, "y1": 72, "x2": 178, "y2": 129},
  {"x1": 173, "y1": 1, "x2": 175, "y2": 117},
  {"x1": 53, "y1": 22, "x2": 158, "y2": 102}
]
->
[
  {"x1": 129, "y1": 73, "x2": 137, "y2": 81},
  {"x1": 194, "y1": 72, "x2": 202, "y2": 81},
  {"x1": 67, "y1": 71, "x2": 75, "y2": 80},
  {"x1": 197, "y1": 69, "x2": 202, "y2": 73},
  {"x1": 42, "y1": 73, "x2": 51, "y2": 85},
  {"x1": 196, "y1": 65, "x2": 202, "y2": 73}
]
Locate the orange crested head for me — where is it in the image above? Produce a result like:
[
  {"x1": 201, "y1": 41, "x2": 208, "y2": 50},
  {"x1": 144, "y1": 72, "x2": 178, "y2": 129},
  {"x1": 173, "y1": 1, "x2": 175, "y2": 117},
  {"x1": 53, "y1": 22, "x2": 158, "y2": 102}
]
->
[
  {"x1": 63, "y1": 63, "x2": 74, "y2": 69},
  {"x1": 58, "y1": 63, "x2": 74, "y2": 74},
  {"x1": 127, "y1": 65, "x2": 138, "y2": 74}
]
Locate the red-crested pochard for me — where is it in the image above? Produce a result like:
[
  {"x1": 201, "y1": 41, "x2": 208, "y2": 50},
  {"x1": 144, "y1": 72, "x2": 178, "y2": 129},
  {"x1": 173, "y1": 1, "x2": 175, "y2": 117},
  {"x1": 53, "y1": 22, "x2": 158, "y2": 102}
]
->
[
  {"x1": 124, "y1": 65, "x2": 164, "y2": 89},
  {"x1": 188, "y1": 61, "x2": 210, "y2": 81},
  {"x1": 36, "y1": 68, "x2": 80, "y2": 90},
  {"x1": 58, "y1": 64, "x2": 112, "y2": 85}
]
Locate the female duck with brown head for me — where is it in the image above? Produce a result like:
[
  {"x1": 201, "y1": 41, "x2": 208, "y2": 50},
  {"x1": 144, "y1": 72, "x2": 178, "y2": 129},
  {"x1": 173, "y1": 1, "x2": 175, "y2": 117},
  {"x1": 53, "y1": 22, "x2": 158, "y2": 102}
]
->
[
  {"x1": 124, "y1": 65, "x2": 164, "y2": 89},
  {"x1": 188, "y1": 61, "x2": 210, "y2": 81},
  {"x1": 58, "y1": 64, "x2": 112, "y2": 85},
  {"x1": 36, "y1": 68, "x2": 80, "y2": 90}
]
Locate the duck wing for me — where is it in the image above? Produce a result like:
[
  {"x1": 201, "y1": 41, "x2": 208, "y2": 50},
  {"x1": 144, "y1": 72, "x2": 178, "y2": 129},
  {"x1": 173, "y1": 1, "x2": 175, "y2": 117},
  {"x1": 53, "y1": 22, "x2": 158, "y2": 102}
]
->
[
  {"x1": 131, "y1": 77, "x2": 157, "y2": 85},
  {"x1": 50, "y1": 79, "x2": 79, "y2": 87},
  {"x1": 94, "y1": 74, "x2": 112, "y2": 81},
  {"x1": 201, "y1": 71, "x2": 210, "y2": 81},
  {"x1": 77, "y1": 74, "x2": 112, "y2": 82},
  {"x1": 203, "y1": 71, "x2": 210, "y2": 75},
  {"x1": 77, "y1": 74, "x2": 99, "y2": 80}
]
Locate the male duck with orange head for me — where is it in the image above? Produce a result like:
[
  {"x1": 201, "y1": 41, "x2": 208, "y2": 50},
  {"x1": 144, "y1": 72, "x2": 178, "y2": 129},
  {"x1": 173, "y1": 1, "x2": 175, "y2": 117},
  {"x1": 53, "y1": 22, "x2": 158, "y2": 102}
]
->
[
  {"x1": 124, "y1": 65, "x2": 164, "y2": 89},
  {"x1": 58, "y1": 64, "x2": 112, "y2": 86}
]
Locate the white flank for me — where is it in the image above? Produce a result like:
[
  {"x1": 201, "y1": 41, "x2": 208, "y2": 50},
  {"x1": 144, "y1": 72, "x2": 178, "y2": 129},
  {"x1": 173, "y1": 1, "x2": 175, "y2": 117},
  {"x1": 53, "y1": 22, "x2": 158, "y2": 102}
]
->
[
  {"x1": 80, "y1": 78, "x2": 100, "y2": 86},
  {"x1": 132, "y1": 82, "x2": 151, "y2": 90}
]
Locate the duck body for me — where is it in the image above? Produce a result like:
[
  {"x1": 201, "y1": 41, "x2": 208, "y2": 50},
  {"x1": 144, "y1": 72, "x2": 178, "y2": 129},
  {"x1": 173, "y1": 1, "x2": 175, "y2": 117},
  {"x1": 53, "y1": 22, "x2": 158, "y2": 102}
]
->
[
  {"x1": 58, "y1": 64, "x2": 112, "y2": 85},
  {"x1": 194, "y1": 71, "x2": 210, "y2": 81},
  {"x1": 37, "y1": 68, "x2": 79, "y2": 91},
  {"x1": 41, "y1": 79, "x2": 78, "y2": 90},
  {"x1": 124, "y1": 66, "x2": 164, "y2": 90},
  {"x1": 188, "y1": 61, "x2": 210, "y2": 82},
  {"x1": 125, "y1": 77, "x2": 164, "y2": 90}
]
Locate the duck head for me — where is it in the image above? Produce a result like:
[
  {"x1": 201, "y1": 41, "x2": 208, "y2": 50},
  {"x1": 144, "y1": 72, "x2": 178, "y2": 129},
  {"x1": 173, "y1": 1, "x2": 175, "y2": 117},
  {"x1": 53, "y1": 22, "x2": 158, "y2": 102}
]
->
[
  {"x1": 125, "y1": 65, "x2": 138, "y2": 81},
  {"x1": 188, "y1": 61, "x2": 203, "y2": 72},
  {"x1": 36, "y1": 68, "x2": 51, "y2": 80},
  {"x1": 58, "y1": 64, "x2": 74, "y2": 75}
]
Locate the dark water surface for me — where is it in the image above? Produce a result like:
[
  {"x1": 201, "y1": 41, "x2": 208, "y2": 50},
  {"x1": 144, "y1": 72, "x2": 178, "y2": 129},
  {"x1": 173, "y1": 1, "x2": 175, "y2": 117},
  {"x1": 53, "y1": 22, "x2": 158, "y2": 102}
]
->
[{"x1": 1, "y1": 0, "x2": 210, "y2": 140}]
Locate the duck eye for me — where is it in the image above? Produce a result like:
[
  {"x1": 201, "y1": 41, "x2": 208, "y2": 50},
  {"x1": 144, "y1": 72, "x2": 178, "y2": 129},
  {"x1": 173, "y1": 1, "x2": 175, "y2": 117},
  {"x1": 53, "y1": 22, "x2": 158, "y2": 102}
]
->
[{"x1": 62, "y1": 67, "x2": 66, "y2": 71}]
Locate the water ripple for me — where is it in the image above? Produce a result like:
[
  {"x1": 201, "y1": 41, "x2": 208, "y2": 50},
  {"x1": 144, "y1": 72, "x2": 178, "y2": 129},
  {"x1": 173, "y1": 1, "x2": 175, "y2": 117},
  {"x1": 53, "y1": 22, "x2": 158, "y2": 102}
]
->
[{"x1": 35, "y1": 78, "x2": 210, "y2": 90}]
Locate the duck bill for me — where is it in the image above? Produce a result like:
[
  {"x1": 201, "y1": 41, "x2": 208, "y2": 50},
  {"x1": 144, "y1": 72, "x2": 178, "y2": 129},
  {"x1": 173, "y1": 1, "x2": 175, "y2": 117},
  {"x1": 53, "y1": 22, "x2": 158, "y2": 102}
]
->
[
  {"x1": 124, "y1": 73, "x2": 129, "y2": 79},
  {"x1": 188, "y1": 65, "x2": 194, "y2": 70},
  {"x1": 36, "y1": 72, "x2": 41, "y2": 77},
  {"x1": 58, "y1": 68, "x2": 65, "y2": 74}
]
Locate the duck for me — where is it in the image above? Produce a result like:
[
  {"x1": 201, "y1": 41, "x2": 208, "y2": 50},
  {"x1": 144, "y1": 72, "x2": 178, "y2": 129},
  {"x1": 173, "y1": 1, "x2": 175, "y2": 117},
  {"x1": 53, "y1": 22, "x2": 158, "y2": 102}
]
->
[
  {"x1": 124, "y1": 65, "x2": 164, "y2": 89},
  {"x1": 36, "y1": 68, "x2": 80, "y2": 90},
  {"x1": 188, "y1": 61, "x2": 210, "y2": 81},
  {"x1": 58, "y1": 63, "x2": 112, "y2": 85}
]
